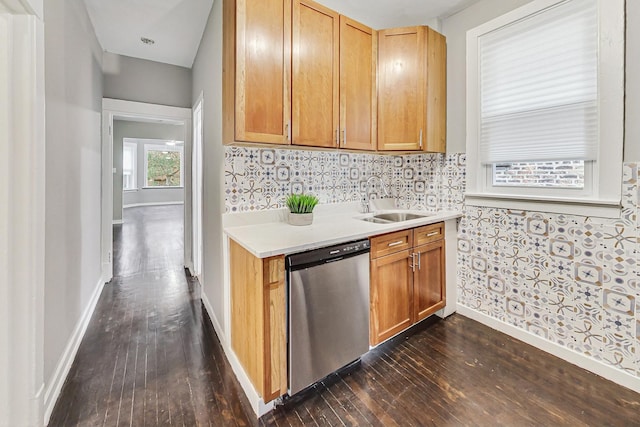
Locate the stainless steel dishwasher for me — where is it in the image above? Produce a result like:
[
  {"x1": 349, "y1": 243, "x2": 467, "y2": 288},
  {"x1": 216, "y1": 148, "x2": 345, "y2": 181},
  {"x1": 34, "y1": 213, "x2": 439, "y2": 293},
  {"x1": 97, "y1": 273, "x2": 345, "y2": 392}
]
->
[{"x1": 287, "y1": 239, "x2": 370, "y2": 396}]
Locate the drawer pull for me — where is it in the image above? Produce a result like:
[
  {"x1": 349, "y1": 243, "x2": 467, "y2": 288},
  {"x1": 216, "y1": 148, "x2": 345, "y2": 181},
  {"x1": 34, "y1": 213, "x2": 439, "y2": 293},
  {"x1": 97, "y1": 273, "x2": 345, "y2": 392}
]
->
[
  {"x1": 427, "y1": 231, "x2": 440, "y2": 237},
  {"x1": 387, "y1": 240, "x2": 405, "y2": 247}
]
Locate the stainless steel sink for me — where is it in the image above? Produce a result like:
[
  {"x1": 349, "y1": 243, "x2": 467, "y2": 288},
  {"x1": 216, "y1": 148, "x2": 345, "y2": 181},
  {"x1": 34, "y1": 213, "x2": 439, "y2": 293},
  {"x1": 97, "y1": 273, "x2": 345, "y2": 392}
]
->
[
  {"x1": 360, "y1": 211, "x2": 432, "y2": 224},
  {"x1": 374, "y1": 212, "x2": 428, "y2": 222}
]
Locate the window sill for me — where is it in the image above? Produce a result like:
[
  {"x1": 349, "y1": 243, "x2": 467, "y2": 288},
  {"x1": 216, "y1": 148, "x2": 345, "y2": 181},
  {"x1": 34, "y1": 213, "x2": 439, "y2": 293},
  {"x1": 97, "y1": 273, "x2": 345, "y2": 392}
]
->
[
  {"x1": 123, "y1": 188, "x2": 138, "y2": 192},
  {"x1": 465, "y1": 193, "x2": 621, "y2": 218},
  {"x1": 142, "y1": 186, "x2": 184, "y2": 189}
]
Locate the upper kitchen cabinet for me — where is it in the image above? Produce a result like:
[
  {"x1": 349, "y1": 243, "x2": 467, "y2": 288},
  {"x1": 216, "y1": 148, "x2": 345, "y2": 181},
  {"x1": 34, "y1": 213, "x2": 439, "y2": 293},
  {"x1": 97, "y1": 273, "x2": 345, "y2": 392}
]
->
[
  {"x1": 377, "y1": 26, "x2": 446, "y2": 152},
  {"x1": 339, "y1": 16, "x2": 377, "y2": 151},
  {"x1": 223, "y1": 0, "x2": 292, "y2": 145},
  {"x1": 292, "y1": 0, "x2": 339, "y2": 148}
]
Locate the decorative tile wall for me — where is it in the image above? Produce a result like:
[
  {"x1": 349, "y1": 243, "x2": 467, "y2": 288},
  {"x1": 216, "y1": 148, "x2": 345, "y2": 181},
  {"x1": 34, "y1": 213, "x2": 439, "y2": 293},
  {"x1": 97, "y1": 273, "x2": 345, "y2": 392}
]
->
[
  {"x1": 224, "y1": 146, "x2": 464, "y2": 213},
  {"x1": 457, "y1": 162, "x2": 640, "y2": 378},
  {"x1": 224, "y1": 145, "x2": 639, "y2": 380}
]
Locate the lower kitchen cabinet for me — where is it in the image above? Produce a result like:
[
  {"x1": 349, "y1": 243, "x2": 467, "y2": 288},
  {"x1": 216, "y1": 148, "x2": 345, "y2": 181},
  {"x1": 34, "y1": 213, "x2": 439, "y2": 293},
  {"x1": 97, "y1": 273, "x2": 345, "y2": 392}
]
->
[
  {"x1": 230, "y1": 239, "x2": 287, "y2": 402},
  {"x1": 413, "y1": 240, "x2": 446, "y2": 322},
  {"x1": 370, "y1": 249, "x2": 414, "y2": 345},
  {"x1": 369, "y1": 223, "x2": 446, "y2": 346}
]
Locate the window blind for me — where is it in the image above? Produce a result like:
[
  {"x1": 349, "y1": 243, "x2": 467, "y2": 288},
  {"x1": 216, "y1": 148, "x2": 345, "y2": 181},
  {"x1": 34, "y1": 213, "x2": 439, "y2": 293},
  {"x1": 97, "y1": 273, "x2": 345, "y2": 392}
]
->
[{"x1": 479, "y1": 0, "x2": 598, "y2": 164}]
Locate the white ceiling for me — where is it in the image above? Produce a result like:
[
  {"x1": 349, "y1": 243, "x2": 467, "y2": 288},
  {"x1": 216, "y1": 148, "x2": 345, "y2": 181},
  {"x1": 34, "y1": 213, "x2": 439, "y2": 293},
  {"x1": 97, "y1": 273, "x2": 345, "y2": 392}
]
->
[
  {"x1": 84, "y1": 0, "x2": 478, "y2": 69},
  {"x1": 83, "y1": 0, "x2": 214, "y2": 68}
]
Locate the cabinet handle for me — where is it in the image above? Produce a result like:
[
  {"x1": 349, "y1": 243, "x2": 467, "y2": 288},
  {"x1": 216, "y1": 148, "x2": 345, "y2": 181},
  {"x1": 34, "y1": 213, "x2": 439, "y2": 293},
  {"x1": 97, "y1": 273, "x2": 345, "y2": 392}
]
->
[
  {"x1": 419, "y1": 129, "x2": 423, "y2": 149},
  {"x1": 409, "y1": 253, "x2": 416, "y2": 272},
  {"x1": 418, "y1": 252, "x2": 421, "y2": 270},
  {"x1": 427, "y1": 231, "x2": 439, "y2": 237},
  {"x1": 342, "y1": 128, "x2": 346, "y2": 146},
  {"x1": 286, "y1": 121, "x2": 291, "y2": 141},
  {"x1": 387, "y1": 240, "x2": 404, "y2": 247},
  {"x1": 335, "y1": 129, "x2": 339, "y2": 147}
]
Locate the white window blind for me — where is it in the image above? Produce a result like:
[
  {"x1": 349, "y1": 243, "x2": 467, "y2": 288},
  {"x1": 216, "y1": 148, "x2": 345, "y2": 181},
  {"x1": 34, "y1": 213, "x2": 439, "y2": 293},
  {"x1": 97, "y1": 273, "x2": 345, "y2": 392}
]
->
[{"x1": 479, "y1": 0, "x2": 598, "y2": 164}]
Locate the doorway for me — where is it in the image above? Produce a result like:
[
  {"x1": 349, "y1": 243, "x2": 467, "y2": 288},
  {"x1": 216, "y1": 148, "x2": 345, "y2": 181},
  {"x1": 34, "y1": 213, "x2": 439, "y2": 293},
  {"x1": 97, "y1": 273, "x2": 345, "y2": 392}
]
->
[{"x1": 101, "y1": 99, "x2": 192, "y2": 282}]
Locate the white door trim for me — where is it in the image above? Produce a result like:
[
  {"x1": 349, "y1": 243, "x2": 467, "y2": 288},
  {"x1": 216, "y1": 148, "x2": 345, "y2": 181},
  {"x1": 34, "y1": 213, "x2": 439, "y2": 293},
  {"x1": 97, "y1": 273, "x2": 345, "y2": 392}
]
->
[
  {"x1": 0, "y1": 5, "x2": 46, "y2": 426},
  {"x1": 192, "y1": 92, "x2": 204, "y2": 278},
  {"x1": 101, "y1": 98, "x2": 193, "y2": 283}
]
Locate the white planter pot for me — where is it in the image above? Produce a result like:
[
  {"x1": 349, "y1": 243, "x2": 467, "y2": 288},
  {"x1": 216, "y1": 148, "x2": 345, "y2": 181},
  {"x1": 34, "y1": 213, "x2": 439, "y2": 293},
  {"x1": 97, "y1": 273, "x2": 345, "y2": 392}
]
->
[{"x1": 288, "y1": 212, "x2": 313, "y2": 226}]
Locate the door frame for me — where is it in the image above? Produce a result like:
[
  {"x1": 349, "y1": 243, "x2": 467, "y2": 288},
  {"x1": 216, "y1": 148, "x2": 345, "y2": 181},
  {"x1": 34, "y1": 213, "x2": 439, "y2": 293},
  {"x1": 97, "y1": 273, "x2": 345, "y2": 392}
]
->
[
  {"x1": 101, "y1": 98, "x2": 193, "y2": 282},
  {"x1": 192, "y1": 92, "x2": 204, "y2": 278},
  {"x1": 0, "y1": 2, "x2": 46, "y2": 425}
]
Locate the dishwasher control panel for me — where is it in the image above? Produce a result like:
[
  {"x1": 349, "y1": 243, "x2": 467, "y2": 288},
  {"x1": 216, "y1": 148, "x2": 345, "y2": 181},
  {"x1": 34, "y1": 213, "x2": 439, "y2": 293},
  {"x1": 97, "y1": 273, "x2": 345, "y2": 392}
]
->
[
  {"x1": 287, "y1": 239, "x2": 371, "y2": 271},
  {"x1": 335, "y1": 241, "x2": 370, "y2": 254}
]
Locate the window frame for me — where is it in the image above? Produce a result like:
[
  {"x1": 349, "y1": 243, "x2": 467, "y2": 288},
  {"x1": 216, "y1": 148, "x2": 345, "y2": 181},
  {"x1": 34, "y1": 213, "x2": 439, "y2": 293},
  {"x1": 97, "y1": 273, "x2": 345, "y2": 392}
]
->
[
  {"x1": 122, "y1": 141, "x2": 138, "y2": 191},
  {"x1": 143, "y1": 142, "x2": 185, "y2": 189},
  {"x1": 465, "y1": 0, "x2": 625, "y2": 217}
]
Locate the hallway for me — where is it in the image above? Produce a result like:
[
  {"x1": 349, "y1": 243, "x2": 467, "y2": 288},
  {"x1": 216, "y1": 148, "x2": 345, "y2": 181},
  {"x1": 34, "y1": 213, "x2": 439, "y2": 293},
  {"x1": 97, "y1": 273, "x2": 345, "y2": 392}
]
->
[{"x1": 49, "y1": 206, "x2": 254, "y2": 425}]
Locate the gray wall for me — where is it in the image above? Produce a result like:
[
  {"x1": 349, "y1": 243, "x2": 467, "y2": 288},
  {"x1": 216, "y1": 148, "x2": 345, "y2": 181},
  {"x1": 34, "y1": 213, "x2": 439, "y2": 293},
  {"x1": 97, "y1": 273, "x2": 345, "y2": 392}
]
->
[
  {"x1": 441, "y1": 0, "x2": 533, "y2": 154},
  {"x1": 103, "y1": 52, "x2": 193, "y2": 108},
  {"x1": 443, "y1": 0, "x2": 638, "y2": 162},
  {"x1": 113, "y1": 120, "x2": 185, "y2": 221},
  {"x1": 624, "y1": 0, "x2": 640, "y2": 162},
  {"x1": 192, "y1": 0, "x2": 226, "y2": 331},
  {"x1": 44, "y1": 0, "x2": 103, "y2": 385}
]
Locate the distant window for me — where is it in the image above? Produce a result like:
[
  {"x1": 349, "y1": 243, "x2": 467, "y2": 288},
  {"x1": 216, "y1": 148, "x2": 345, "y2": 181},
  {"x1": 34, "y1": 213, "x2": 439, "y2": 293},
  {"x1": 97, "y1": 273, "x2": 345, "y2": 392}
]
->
[
  {"x1": 144, "y1": 143, "x2": 184, "y2": 187},
  {"x1": 123, "y1": 142, "x2": 137, "y2": 190}
]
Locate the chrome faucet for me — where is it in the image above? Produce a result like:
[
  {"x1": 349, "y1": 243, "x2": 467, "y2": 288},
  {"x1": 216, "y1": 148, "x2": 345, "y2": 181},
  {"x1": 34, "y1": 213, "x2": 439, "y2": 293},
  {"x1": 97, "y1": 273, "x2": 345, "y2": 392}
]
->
[{"x1": 363, "y1": 175, "x2": 392, "y2": 213}]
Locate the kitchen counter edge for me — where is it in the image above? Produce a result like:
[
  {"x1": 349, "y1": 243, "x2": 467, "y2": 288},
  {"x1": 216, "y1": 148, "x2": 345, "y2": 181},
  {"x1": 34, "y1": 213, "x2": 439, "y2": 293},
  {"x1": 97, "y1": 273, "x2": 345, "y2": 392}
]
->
[{"x1": 224, "y1": 210, "x2": 463, "y2": 259}]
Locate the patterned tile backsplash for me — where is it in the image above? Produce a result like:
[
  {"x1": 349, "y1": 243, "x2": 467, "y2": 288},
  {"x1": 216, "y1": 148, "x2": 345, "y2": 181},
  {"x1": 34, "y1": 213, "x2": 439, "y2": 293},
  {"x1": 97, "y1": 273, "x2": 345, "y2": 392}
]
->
[
  {"x1": 224, "y1": 145, "x2": 639, "y2": 380},
  {"x1": 223, "y1": 146, "x2": 465, "y2": 213},
  {"x1": 457, "y1": 163, "x2": 640, "y2": 378}
]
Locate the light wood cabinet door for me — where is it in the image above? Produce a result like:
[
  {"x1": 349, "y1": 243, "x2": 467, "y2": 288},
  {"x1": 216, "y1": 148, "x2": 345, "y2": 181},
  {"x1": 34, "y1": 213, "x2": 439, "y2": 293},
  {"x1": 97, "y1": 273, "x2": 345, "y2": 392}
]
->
[
  {"x1": 377, "y1": 26, "x2": 425, "y2": 151},
  {"x1": 339, "y1": 16, "x2": 376, "y2": 151},
  {"x1": 228, "y1": 0, "x2": 291, "y2": 145},
  {"x1": 292, "y1": 0, "x2": 339, "y2": 148},
  {"x1": 370, "y1": 250, "x2": 414, "y2": 346},
  {"x1": 230, "y1": 239, "x2": 286, "y2": 402},
  {"x1": 413, "y1": 240, "x2": 446, "y2": 322},
  {"x1": 377, "y1": 26, "x2": 447, "y2": 153},
  {"x1": 425, "y1": 27, "x2": 446, "y2": 153}
]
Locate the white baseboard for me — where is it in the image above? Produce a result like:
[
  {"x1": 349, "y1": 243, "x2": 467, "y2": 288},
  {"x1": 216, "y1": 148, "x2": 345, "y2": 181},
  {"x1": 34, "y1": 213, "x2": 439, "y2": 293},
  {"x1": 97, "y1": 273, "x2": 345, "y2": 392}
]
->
[
  {"x1": 112, "y1": 219, "x2": 124, "y2": 225},
  {"x1": 457, "y1": 305, "x2": 640, "y2": 394},
  {"x1": 201, "y1": 291, "x2": 224, "y2": 345},
  {"x1": 123, "y1": 201, "x2": 184, "y2": 209},
  {"x1": 43, "y1": 275, "x2": 106, "y2": 425},
  {"x1": 200, "y1": 290, "x2": 273, "y2": 418}
]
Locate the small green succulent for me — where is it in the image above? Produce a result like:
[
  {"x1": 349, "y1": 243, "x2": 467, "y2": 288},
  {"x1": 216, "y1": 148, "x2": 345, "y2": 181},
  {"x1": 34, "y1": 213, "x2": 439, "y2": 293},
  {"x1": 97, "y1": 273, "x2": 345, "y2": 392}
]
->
[{"x1": 285, "y1": 193, "x2": 319, "y2": 214}]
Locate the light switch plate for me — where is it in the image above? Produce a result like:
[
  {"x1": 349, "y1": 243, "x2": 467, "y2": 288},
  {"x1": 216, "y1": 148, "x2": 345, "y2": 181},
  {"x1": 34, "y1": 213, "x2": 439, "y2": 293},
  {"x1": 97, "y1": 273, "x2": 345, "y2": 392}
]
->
[{"x1": 112, "y1": 168, "x2": 117, "y2": 174}]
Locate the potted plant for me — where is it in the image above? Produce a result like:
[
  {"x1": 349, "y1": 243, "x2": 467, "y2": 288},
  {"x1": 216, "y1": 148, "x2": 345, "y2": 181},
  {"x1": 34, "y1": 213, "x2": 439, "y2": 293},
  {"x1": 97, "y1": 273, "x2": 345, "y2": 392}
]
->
[{"x1": 285, "y1": 193, "x2": 319, "y2": 226}]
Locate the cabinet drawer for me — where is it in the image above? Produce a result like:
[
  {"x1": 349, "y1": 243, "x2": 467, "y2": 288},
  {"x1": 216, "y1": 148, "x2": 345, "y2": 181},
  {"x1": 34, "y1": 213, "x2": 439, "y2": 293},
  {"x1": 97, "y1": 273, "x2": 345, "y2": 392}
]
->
[
  {"x1": 370, "y1": 229, "x2": 412, "y2": 258},
  {"x1": 414, "y1": 222, "x2": 444, "y2": 246}
]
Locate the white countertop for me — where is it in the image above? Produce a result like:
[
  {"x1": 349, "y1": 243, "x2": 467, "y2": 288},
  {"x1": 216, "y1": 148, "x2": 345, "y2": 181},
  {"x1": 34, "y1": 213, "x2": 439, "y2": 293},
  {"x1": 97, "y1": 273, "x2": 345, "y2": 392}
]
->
[{"x1": 224, "y1": 203, "x2": 462, "y2": 258}]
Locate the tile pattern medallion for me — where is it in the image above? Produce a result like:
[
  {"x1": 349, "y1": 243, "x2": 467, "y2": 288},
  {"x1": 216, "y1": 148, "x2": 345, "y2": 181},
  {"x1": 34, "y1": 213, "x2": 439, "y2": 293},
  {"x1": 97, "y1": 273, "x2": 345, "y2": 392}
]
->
[{"x1": 224, "y1": 147, "x2": 639, "y2": 379}]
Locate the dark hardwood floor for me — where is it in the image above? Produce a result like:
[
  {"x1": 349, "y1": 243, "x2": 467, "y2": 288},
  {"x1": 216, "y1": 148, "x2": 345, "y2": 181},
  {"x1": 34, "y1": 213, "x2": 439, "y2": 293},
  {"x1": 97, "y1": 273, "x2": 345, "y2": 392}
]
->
[
  {"x1": 49, "y1": 205, "x2": 254, "y2": 426},
  {"x1": 50, "y1": 205, "x2": 640, "y2": 426}
]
